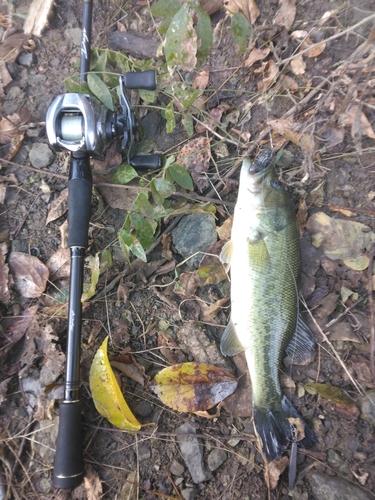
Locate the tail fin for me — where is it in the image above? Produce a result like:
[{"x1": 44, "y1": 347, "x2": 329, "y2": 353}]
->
[{"x1": 253, "y1": 396, "x2": 317, "y2": 461}]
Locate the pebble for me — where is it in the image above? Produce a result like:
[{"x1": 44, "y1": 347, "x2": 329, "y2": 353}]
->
[
  {"x1": 29, "y1": 143, "x2": 55, "y2": 169},
  {"x1": 181, "y1": 488, "x2": 197, "y2": 500},
  {"x1": 171, "y1": 213, "x2": 217, "y2": 270},
  {"x1": 64, "y1": 27, "x2": 82, "y2": 46},
  {"x1": 138, "y1": 443, "x2": 151, "y2": 461},
  {"x1": 308, "y1": 472, "x2": 372, "y2": 500},
  {"x1": 176, "y1": 420, "x2": 212, "y2": 484},
  {"x1": 18, "y1": 51, "x2": 35, "y2": 67},
  {"x1": 327, "y1": 449, "x2": 343, "y2": 467},
  {"x1": 207, "y1": 448, "x2": 227, "y2": 471},
  {"x1": 170, "y1": 459, "x2": 185, "y2": 476},
  {"x1": 357, "y1": 389, "x2": 375, "y2": 426}
]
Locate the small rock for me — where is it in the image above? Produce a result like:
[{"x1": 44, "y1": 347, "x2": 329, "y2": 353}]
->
[
  {"x1": 134, "y1": 400, "x2": 153, "y2": 418},
  {"x1": 171, "y1": 214, "x2": 217, "y2": 270},
  {"x1": 207, "y1": 448, "x2": 227, "y2": 471},
  {"x1": 29, "y1": 143, "x2": 55, "y2": 169},
  {"x1": 181, "y1": 488, "x2": 197, "y2": 500},
  {"x1": 170, "y1": 459, "x2": 185, "y2": 476},
  {"x1": 308, "y1": 472, "x2": 372, "y2": 500},
  {"x1": 176, "y1": 420, "x2": 212, "y2": 484},
  {"x1": 138, "y1": 443, "x2": 151, "y2": 461},
  {"x1": 64, "y1": 27, "x2": 82, "y2": 46},
  {"x1": 327, "y1": 449, "x2": 343, "y2": 467},
  {"x1": 18, "y1": 51, "x2": 34, "y2": 67},
  {"x1": 357, "y1": 389, "x2": 375, "y2": 427},
  {"x1": 227, "y1": 428, "x2": 241, "y2": 447}
]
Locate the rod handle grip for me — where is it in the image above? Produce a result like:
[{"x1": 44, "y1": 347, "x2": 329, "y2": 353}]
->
[
  {"x1": 123, "y1": 70, "x2": 157, "y2": 90},
  {"x1": 53, "y1": 401, "x2": 84, "y2": 489}
]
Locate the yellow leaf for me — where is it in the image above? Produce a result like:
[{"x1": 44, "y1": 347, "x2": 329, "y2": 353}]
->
[
  {"x1": 152, "y1": 362, "x2": 237, "y2": 413},
  {"x1": 89, "y1": 337, "x2": 141, "y2": 431},
  {"x1": 304, "y1": 382, "x2": 359, "y2": 420},
  {"x1": 306, "y1": 211, "x2": 375, "y2": 271}
]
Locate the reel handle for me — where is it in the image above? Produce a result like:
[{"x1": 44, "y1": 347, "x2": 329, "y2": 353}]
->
[
  {"x1": 131, "y1": 154, "x2": 161, "y2": 170},
  {"x1": 123, "y1": 70, "x2": 157, "y2": 90}
]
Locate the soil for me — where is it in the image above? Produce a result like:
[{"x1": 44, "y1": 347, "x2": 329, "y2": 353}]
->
[{"x1": 1, "y1": 0, "x2": 375, "y2": 499}]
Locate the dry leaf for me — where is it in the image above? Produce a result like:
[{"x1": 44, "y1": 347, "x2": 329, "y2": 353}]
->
[
  {"x1": 177, "y1": 137, "x2": 211, "y2": 192},
  {"x1": 59, "y1": 219, "x2": 69, "y2": 248},
  {"x1": 223, "y1": 0, "x2": 260, "y2": 23},
  {"x1": 290, "y1": 54, "x2": 306, "y2": 75},
  {"x1": 8, "y1": 252, "x2": 49, "y2": 298},
  {"x1": 0, "y1": 61, "x2": 12, "y2": 96},
  {"x1": 23, "y1": 0, "x2": 54, "y2": 36},
  {"x1": 158, "y1": 332, "x2": 187, "y2": 365},
  {"x1": 244, "y1": 46, "x2": 270, "y2": 67},
  {"x1": 151, "y1": 362, "x2": 238, "y2": 412},
  {"x1": 266, "y1": 456, "x2": 289, "y2": 489},
  {"x1": 255, "y1": 60, "x2": 279, "y2": 92},
  {"x1": 200, "y1": 297, "x2": 229, "y2": 322},
  {"x1": 267, "y1": 118, "x2": 315, "y2": 152},
  {"x1": 46, "y1": 248, "x2": 70, "y2": 281},
  {"x1": 305, "y1": 382, "x2": 360, "y2": 420},
  {"x1": 341, "y1": 104, "x2": 375, "y2": 140},
  {"x1": 0, "y1": 112, "x2": 26, "y2": 159},
  {"x1": 174, "y1": 271, "x2": 200, "y2": 298},
  {"x1": 46, "y1": 188, "x2": 68, "y2": 224},
  {"x1": 110, "y1": 360, "x2": 146, "y2": 387},
  {"x1": 274, "y1": 74, "x2": 299, "y2": 92},
  {"x1": 192, "y1": 69, "x2": 210, "y2": 90},
  {"x1": 273, "y1": 0, "x2": 296, "y2": 31},
  {"x1": 117, "y1": 470, "x2": 139, "y2": 500},
  {"x1": 290, "y1": 30, "x2": 326, "y2": 57},
  {"x1": 217, "y1": 216, "x2": 233, "y2": 240},
  {"x1": 306, "y1": 211, "x2": 375, "y2": 271},
  {"x1": 0, "y1": 32, "x2": 26, "y2": 63},
  {"x1": 83, "y1": 463, "x2": 103, "y2": 500},
  {"x1": 3, "y1": 305, "x2": 38, "y2": 346},
  {"x1": 198, "y1": 240, "x2": 228, "y2": 285}
]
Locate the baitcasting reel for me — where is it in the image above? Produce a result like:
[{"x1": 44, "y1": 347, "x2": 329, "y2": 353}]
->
[{"x1": 46, "y1": 69, "x2": 161, "y2": 169}]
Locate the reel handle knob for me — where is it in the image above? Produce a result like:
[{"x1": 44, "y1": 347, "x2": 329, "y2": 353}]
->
[
  {"x1": 130, "y1": 154, "x2": 161, "y2": 170},
  {"x1": 123, "y1": 70, "x2": 157, "y2": 90}
]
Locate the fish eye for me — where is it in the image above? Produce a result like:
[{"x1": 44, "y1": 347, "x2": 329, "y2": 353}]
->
[{"x1": 271, "y1": 179, "x2": 281, "y2": 189}]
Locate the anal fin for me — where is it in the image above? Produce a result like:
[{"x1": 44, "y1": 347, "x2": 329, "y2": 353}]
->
[
  {"x1": 285, "y1": 313, "x2": 316, "y2": 363},
  {"x1": 220, "y1": 319, "x2": 244, "y2": 356}
]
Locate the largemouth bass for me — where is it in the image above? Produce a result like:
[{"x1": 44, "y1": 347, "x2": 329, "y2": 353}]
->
[{"x1": 220, "y1": 149, "x2": 317, "y2": 460}]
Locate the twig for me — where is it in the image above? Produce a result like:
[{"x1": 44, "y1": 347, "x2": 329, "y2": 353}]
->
[
  {"x1": 324, "y1": 296, "x2": 365, "y2": 330},
  {"x1": 368, "y1": 244, "x2": 375, "y2": 380}
]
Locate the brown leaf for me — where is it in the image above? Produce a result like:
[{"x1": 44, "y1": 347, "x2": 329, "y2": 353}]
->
[
  {"x1": 244, "y1": 47, "x2": 270, "y2": 67},
  {"x1": 198, "y1": 240, "x2": 228, "y2": 285},
  {"x1": 217, "y1": 216, "x2": 233, "y2": 240},
  {"x1": 266, "y1": 456, "x2": 289, "y2": 489},
  {"x1": 341, "y1": 104, "x2": 375, "y2": 140},
  {"x1": 200, "y1": 297, "x2": 229, "y2": 322},
  {"x1": 59, "y1": 219, "x2": 69, "y2": 248},
  {"x1": 290, "y1": 30, "x2": 326, "y2": 57},
  {"x1": 158, "y1": 332, "x2": 187, "y2": 365},
  {"x1": 46, "y1": 188, "x2": 68, "y2": 224},
  {"x1": 267, "y1": 118, "x2": 316, "y2": 152},
  {"x1": 110, "y1": 360, "x2": 146, "y2": 387},
  {"x1": 305, "y1": 382, "x2": 360, "y2": 420},
  {"x1": 177, "y1": 137, "x2": 211, "y2": 192},
  {"x1": 161, "y1": 233, "x2": 173, "y2": 260},
  {"x1": 8, "y1": 252, "x2": 49, "y2": 298},
  {"x1": 0, "y1": 61, "x2": 12, "y2": 96},
  {"x1": 3, "y1": 305, "x2": 38, "y2": 347},
  {"x1": 46, "y1": 247, "x2": 70, "y2": 281},
  {"x1": 192, "y1": 69, "x2": 210, "y2": 90},
  {"x1": 117, "y1": 470, "x2": 138, "y2": 500},
  {"x1": 223, "y1": 0, "x2": 260, "y2": 24},
  {"x1": 273, "y1": 0, "x2": 296, "y2": 31},
  {"x1": 83, "y1": 463, "x2": 103, "y2": 500},
  {"x1": 290, "y1": 54, "x2": 306, "y2": 75},
  {"x1": 174, "y1": 271, "x2": 200, "y2": 298},
  {"x1": 0, "y1": 32, "x2": 26, "y2": 63},
  {"x1": 255, "y1": 60, "x2": 279, "y2": 92},
  {"x1": 0, "y1": 113, "x2": 26, "y2": 160}
]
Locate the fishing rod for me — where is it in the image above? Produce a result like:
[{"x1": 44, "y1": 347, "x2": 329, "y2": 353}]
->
[{"x1": 46, "y1": 0, "x2": 160, "y2": 489}]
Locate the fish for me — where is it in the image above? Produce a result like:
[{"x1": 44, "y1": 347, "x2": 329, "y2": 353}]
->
[{"x1": 220, "y1": 149, "x2": 317, "y2": 461}]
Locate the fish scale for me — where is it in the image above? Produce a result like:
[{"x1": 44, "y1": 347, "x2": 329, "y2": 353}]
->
[{"x1": 220, "y1": 149, "x2": 317, "y2": 461}]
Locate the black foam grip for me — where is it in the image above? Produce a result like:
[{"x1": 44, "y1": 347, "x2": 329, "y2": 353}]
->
[
  {"x1": 68, "y1": 178, "x2": 92, "y2": 248},
  {"x1": 53, "y1": 401, "x2": 84, "y2": 489},
  {"x1": 123, "y1": 70, "x2": 157, "y2": 90},
  {"x1": 130, "y1": 154, "x2": 161, "y2": 170}
]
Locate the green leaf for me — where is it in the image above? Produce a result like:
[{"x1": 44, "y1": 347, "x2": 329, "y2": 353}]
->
[
  {"x1": 100, "y1": 249, "x2": 112, "y2": 273},
  {"x1": 135, "y1": 191, "x2": 154, "y2": 219},
  {"x1": 88, "y1": 73, "x2": 114, "y2": 111},
  {"x1": 64, "y1": 76, "x2": 90, "y2": 94},
  {"x1": 150, "y1": 178, "x2": 175, "y2": 204},
  {"x1": 194, "y1": 1, "x2": 213, "y2": 66},
  {"x1": 151, "y1": 0, "x2": 182, "y2": 18},
  {"x1": 173, "y1": 84, "x2": 201, "y2": 109},
  {"x1": 182, "y1": 113, "x2": 194, "y2": 136},
  {"x1": 91, "y1": 49, "x2": 107, "y2": 73},
  {"x1": 110, "y1": 164, "x2": 138, "y2": 184},
  {"x1": 132, "y1": 139, "x2": 156, "y2": 156},
  {"x1": 231, "y1": 12, "x2": 253, "y2": 55},
  {"x1": 167, "y1": 165, "x2": 193, "y2": 190},
  {"x1": 164, "y1": 2, "x2": 197, "y2": 70},
  {"x1": 82, "y1": 254, "x2": 100, "y2": 301},
  {"x1": 129, "y1": 212, "x2": 154, "y2": 249},
  {"x1": 165, "y1": 101, "x2": 176, "y2": 133},
  {"x1": 137, "y1": 89, "x2": 156, "y2": 103},
  {"x1": 118, "y1": 228, "x2": 133, "y2": 262},
  {"x1": 129, "y1": 239, "x2": 147, "y2": 262}
]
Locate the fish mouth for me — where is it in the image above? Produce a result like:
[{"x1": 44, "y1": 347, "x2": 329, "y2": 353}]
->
[{"x1": 248, "y1": 149, "x2": 274, "y2": 176}]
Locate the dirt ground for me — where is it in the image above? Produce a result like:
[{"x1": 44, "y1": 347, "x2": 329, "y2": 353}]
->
[{"x1": 1, "y1": 0, "x2": 375, "y2": 499}]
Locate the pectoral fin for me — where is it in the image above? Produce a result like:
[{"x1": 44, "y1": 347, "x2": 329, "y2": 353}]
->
[
  {"x1": 247, "y1": 237, "x2": 271, "y2": 267},
  {"x1": 285, "y1": 313, "x2": 316, "y2": 363},
  {"x1": 220, "y1": 319, "x2": 245, "y2": 356},
  {"x1": 220, "y1": 240, "x2": 233, "y2": 272}
]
